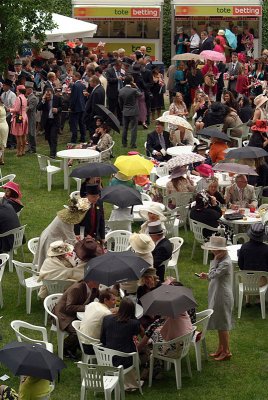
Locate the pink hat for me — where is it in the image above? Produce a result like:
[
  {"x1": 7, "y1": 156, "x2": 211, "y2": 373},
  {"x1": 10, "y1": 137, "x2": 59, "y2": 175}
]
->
[
  {"x1": 3, "y1": 181, "x2": 22, "y2": 198},
  {"x1": 196, "y1": 164, "x2": 214, "y2": 177},
  {"x1": 17, "y1": 85, "x2": 26, "y2": 91}
]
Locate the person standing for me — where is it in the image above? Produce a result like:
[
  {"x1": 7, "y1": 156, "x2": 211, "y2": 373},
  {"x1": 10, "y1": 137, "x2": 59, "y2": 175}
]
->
[
  {"x1": 0, "y1": 100, "x2": 8, "y2": 164},
  {"x1": 37, "y1": 88, "x2": 62, "y2": 158},
  {"x1": 106, "y1": 60, "x2": 125, "y2": 120},
  {"x1": 9, "y1": 85, "x2": 28, "y2": 157},
  {"x1": 84, "y1": 75, "x2": 105, "y2": 137},
  {"x1": 227, "y1": 52, "x2": 241, "y2": 93},
  {"x1": 1, "y1": 78, "x2": 16, "y2": 149},
  {"x1": 25, "y1": 81, "x2": 38, "y2": 154},
  {"x1": 119, "y1": 75, "x2": 141, "y2": 148},
  {"x1": 69, "y1": 72, "x2": 86, "y2": 143}
]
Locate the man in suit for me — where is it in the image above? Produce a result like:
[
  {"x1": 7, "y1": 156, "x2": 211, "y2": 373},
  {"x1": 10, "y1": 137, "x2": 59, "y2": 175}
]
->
[
  {"x1": 118, "y1": 75, "x2": 141, "y2": 148},
  {"x1": 139, "y1": 58, "x2": 153, "y2": 125},
  {"x1": 74, "y1": 38, "x2": 88, "y2": 55},
  {"x1": 148, "y1": 221, "x2": 173, "y2": 282},
  {"x1": 69, "y1": 72, "x2": 86, "y2": 143},
  {"x1": 37, "y1": 88, "x2": 62, "y2": 158},
  {"x1": 199, "y1": 31, "x2": 214, "y2": 52},
  {"x1": 105, "y1": 60, "x2": 125, "y2": 120},
  {"x1": 84, "y1": 75, "x2": 105, "y2": 137},
  {"x1": 227, "y1": 52, "x2": 241, "y2": 92},
  {"x1": 75, "y1": 184, "x2": 105, "y2": 243},
  {"x1": 25, "y1": 81, "x2": 38, "y2": 153},
  {"x1": 225, "y1": 174, "x2": 258, "y2": 209},
  {"x1": 146, "y1": 121, "x2": 172, "y2": 161},
  {"x1": 43, "y1": 71, "x2": 56, "y2": 93},
  {"x1": 53, "y1": 279, "x2": 99, "y2": 358}
]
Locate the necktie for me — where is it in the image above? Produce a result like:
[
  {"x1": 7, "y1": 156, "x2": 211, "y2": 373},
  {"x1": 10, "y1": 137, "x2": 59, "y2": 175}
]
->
[
  {"x1": 159, "y1": 133, "x2": 166, "y2": 150},
  {"x1": 117, "y1": 71, "x2": 123, "y2": 90}
]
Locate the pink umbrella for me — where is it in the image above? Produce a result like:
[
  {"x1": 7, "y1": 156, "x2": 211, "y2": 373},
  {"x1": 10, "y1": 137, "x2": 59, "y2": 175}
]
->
[{"x1": 200, "y1": 50, "x2": 226, "y2": 63}]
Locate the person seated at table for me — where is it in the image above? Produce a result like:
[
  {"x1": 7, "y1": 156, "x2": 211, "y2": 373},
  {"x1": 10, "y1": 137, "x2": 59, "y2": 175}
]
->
[
  {"x1": 139, "y1": 202, "x2": 166, "y2": 235},
  {"x1": 195, "y1": 164, "x2": 214, "y2": 192},
  {"x1": 88, "y1": 123, "x2": 113, "y2": 162},
  {"x1": 206, "y1": 177, "x2": 225, "y2": 205},
  {"x1": 2, "y1": 181, "x2": 24, "y2": 213},
  {"x1": 169, "y1": 92, "x2": 188, "y2": 118},
  {"x1": 169, "y1": 125, "x2": 194, "y2": 147},
  {"x1": 248, "y1": 120, "x2": 268, "y2": 152},
  {"x1": 225, "y1": 174, "x2": 258, "y2": 209},
  {"x1": 109, "y1": 171, "x2": 136, "y2": 188},
  {"x1": 209, "y1": 137, "x2": 228, "y2": 164},
  {"x1": 189, "y1": 144, "x2": 212, "y2": 176},
  {"x1": 146, "y1": 121, "x2": 172, "y2": 162},
  {"x1": 190, "y1": 191, "x2": 222, "y2": 239},
  {"x1": 167, "y1": 165, "x2": 195, "y2": 196},
  {"x1": 203, "y1": 102, "x2": 227, "y2": 128},
  {"x1": 91, "y1": 115, "x2": 104, "y2": 145}
]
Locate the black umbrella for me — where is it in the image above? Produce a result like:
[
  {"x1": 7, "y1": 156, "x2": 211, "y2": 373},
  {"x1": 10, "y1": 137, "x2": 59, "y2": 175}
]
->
[
  {"x1": 84, "y1": 251, "x2": 150, "y2": 286},
  {"x1": 225, "y1": 146, "x2": 267, "y2": 159},
  {"x1": 199, "y1": 128, "x2": 231, "y2": 142},
  {"x1": 70, "y1": 162, "x2": 118, "y2": 179},
  {"x1": 140, "y1": 285, "x2": 197, "y2": 318},
  {"x1": 0, "y1": 342, "x2": 66, "y2": 381},
  {"x1": 95, "y1": 104, "x2": 120, "y2": 133},
  {"x1": 101, "y1": 185, "x2": 142, "y2": 208}
]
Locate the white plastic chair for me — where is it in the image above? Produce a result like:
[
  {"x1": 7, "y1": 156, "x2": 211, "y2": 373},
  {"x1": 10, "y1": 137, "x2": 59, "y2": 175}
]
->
[
  {"x1": 164, "y1": 192, "x2": 193, "y2": 209},
  {"x1": 236, "y1": 271, "x2": 268, "y2": 319},
  {"x1": 0, "y1": 254, "x2": 9, "y2": 308},
  {"x1": 166, "y1": 237, "x2": 184, "y2": 281},
  {"x1": 77, "y1": 362, "x2": 122, "y2": 400},
  {"x1": 13, "y1": 260, "x2": 42, "y2": 314},
  {"x1": 155, "y1": 163, "x2": 169, "y2": 178},
  {"x1": 43, "y1": 279, "x2": 73, "y2": 296},
  {"x1": 37, "y1": 154, "x2": 63, "y2": 192},
  {"x1": 27, "y1": 237, "x2": 40, "y2": 256},
  {"x1": 0, "y1": 225, "x2": 26, "y2": 272},
  {"x1": 148, "y1": 329, "x2": 195, "y2": 390},
  {"x1": 105, "y1": 230, "x2": 132, "y2": 252},
  {"x1": 191, "y1": 309, "x2": 214, "y2": 371},
  {"x1": 227, "y1": 123, "x2": 250, "y2": 148},
  {"x1": 72, "y1": 320, "x2": 99, "y2": 363},
  {"x1": 189, "y1": 219, "x2": 219, "y2": 265},
  {"x1": 0, "y1": 174, "x2": 16, "y2": 188},
  {"x1": 164, "y1": 213, "x2": 180, "y2": 238},
  {"x1": 100, "y1": 141, "x2": 115, "y2": 162},
  {"x1": 43, "y1": 293, "x2": 67, "y2": 359},
  {"x1": 232, "y1": 233, "x2": 249, "y2": 245},
  {"x1": 106, "y1": 220, "x2": 132, "y2": 232},
  {"x1": 71, "y1": 178, "x2": 82, "y2": 192},
  {"x1": 141, "y1": 192, "x2": 152, "y2": 202},
  {"x1": 10, "y1": 319, "x2": 53, "y2": 353},
  {"x1": 93, "y1": 344, "x2": 142, "y2": 397}
]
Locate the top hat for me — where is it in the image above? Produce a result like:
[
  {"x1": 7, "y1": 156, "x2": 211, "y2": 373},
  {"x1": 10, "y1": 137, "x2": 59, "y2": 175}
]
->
[
  {"x1": 85, "y1": 184, "x2": 100, "y2": 195},
  {"x1": 14, "y1": 59, "x2": 22, "y2": 65},
  {"x1": 25, "y1": 81, "x2": 34, "y2": 88},
  {"x1": 193, "y1": 143, "x2": 209, "y2": 153},
  {"x1": 3, "y1": 79, "x2": 13, "y2": 87},
  {"x1": 148, "y1": 221, "x2": 164, "y2": 235}
]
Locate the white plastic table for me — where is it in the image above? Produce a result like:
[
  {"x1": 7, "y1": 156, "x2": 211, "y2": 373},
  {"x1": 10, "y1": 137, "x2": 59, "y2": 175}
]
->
[
  {"x1": 166, "y1": 146, "x2": 193, "y2": 157},
  {"x1": 155, "y1": 174, "x2": 202, "y2": 189},
  {"x1": 227, "y1": 244, "x2": 242, "y2": 304},
  {"x1": 222, "y1": 209, "x2": 261, "y2": 233},
  {"x1": 56, "y1": 149, "x2": 100, "y2": 190},
  {"x1": 77, "y1": 303, "x2": 143, "y2": 320},
  {"x1": 227, "y1": 244, "x2": 241, "y2": 264}
]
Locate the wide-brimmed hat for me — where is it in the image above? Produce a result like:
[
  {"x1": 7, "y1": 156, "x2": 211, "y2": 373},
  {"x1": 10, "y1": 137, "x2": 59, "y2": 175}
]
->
[
  {"x1": 254, "y1": 94, "x2": 268, "y2": 109},
  {"x1": 201, "y1": 236, "x2": 228, "y2": 250},
  {"x1": 74, "y1": 238, "x2": 101, "y2": 262},
  {"x1": 148, "y1": 221, "x2": 164, "y2": 235},
  {"x1": 217, "y1": 30, "x2": 225, "y2": 36},
  {"x1": 129, "y1": 233, "x2": 155, "y2": 254},
  {"x1": 251, "y1": 119, "x2": 268, "y2": 132},
  {"x1": 177, "y1": 26, "x2": 184, "y2": 34},
  {"x1": 141, "y1": 267, "x2": 157, "y2": 278},
  {"x1": 170, "y1": 166, "x2": 186, "y2": 179},
  {"x1": 247, "y1": 222, "x2": 266, "y2": 242},
  {"x1": 57, "y1": 197, "x2": 90, "y2": 224},
  {"x1": 2, "y1": 182, "x2": 22, "y2": 198},
  {"x1": 196, "y1": 163, "x2": 214, "y2": 177},
  {"x1": 115, "y1": 171, "x2": 133, "y2": 181},
  {"x1": 139, "y1": 202, "x2": 166, "y2": 221},
  {"x1": 47, "y1": 240, "x2": 74, "y2": 257},
  {"x1": 3, "y1": 79, "x2": 13, "y2": 87}
]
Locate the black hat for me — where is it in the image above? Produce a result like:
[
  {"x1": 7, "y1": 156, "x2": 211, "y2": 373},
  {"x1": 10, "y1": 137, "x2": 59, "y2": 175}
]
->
[
  {"x1": 193, "y1": 144, "x2": 209, "y2": 153},
  {"x1": 85, "y1": 184, "x2": 100, "y2": 195},
  {"x1": 3, "y1": 79, "x2": 13, "y2": 87},
  {"x1": 247, "y1": 222, "x2": 266, "y2": 242}
]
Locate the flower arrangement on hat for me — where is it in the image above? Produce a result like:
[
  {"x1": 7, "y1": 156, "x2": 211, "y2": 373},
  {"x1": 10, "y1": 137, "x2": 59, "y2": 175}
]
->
[
  {"x1": 65, "y1": 197, "x2": 90, "y2": 212},
  {"x1": 57, "y1": 197, "x2": 90, "y2": 225}
]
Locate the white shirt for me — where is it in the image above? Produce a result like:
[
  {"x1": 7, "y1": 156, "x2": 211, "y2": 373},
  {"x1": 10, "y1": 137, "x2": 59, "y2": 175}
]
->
[
  {"x1": 1, "y1": 90, "x2": 16, "y2": 108},
  {"x1": 79, "y1": 302, "x2": 111, "y2": 342},
  {"x1": 190, "y1": 33, "x2": 200, "y2": 49}
]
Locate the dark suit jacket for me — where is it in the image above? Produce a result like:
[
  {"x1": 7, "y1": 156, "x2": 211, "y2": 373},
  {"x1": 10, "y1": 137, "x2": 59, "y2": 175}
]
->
[
  {"x1": 141, "y1": 68, "x2": 153, "y2": 95},
  {"x1": 84, "y1": 85, "x2": 105, "y2": 125},
  {"x1": 199, "y1": 37, "x2": 214, "y2": 52},
  {"x1": 0, "y1": 202, "x2": 20, "y2": 252},
  {"x1": 37, "y1": 96, "x2": 62, "y2": 129},
  {"x1": 238, "y1": 240, "x2": 268, "y2": 271},
  {"x1": 118, "y1": 85, "x2": 141, "y2": 116},
  {"x1": 152, "y1": 237, "x2": 173, "y2": 269},
  {"x1": 69, "y1": 80, "x2": 86, "y2": 113},
  {"x1": 74, "y1": 199, "x2": 105, "y2": 241},
  {"x1": 106, "y1": 67, "x2": 123, "y2": 100},
  {"x1": 43, "y1": 80, "x2": 55, "y2": 94},
  {"x1": 146, "y1": 130, "x2": 172, "y2": 159}
]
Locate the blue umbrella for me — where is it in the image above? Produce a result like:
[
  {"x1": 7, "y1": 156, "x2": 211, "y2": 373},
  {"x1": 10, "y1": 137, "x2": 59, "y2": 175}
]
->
[{"x1": 225, "y1": 29, "x2": 237, "y2": 50}]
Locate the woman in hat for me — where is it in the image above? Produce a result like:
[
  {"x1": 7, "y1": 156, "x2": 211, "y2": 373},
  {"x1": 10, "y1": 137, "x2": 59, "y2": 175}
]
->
[
  {"x1": 195, "y1": 164, "x2": 214, "y2": 192},
  {"x1": 198, "y1": 236, "x2": 233, "y2": 361},
  {"x1": 109, "y1": 171, "x2": 135, "y2": 189},
  {"x1": 0, "y1": 99, "x2": 8, "y2": 165},
  {"x1": 248, "y1": 120, "x2": 268, "y2": 151},
  {"x1": 173, "y1": 26, "x2": 189, "y2": 55},
  {"x1": 139, "y1": 202, "x2": 166, "y2": 235},
  {"x1": 189, "y1": 144, "x2": 212, "y2": 176},
  {"x1": 252, "y1": 96, "x2": 268, "y2": 123},
  {"x1": 2, "y1": 181, "x2": 24, "y2": 213},
  {"x1": 8, "y1": 85, "x2": 28, "y2": 157},
  {"x1": 166, "y1": 166, "x2": 194, "y2": 197}
]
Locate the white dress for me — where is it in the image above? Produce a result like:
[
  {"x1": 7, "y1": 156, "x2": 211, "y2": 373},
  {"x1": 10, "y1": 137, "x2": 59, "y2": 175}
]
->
[{"x1": 0, "y1": 105, "x2": 8, "y2": 147}]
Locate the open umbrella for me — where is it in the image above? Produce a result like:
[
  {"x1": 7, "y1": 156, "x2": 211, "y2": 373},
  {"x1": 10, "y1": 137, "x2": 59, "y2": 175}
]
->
[
  {"x1": 199, "y1": 128, "x2": 231, "y2": 142},
  {"x1": 172, "y1": 54, "x2": 203, "y2": 62},
  {"x1": 84, "y1": 251, "x2": 150, "y2": 286},
  {"x1": 140, "y1": 285, "x2": 197, "y2": 318},
  {"x1": 70, "y1": 163, "x2": 117, "y2": 179},
  {"x1": 213, "y1": 162, "x2": 258, "y2": 176},
  {"x1": 167, "y1": 153, "x2": 205, "y2": 169},
  {"x1": 200, "y1": 50, "x2": 226, "y2": 63},
  {"x1": 114, "y1": 155, "x2": 154, "y2": 176},
  {"x1": 95, "y1": 104, "x2": 120, "y2": 133},
  {"x1": 156, "y1": 115, "x2": 193, "y2": 131},
  {"x1": 101, "y1": 185, "x2": 142, "y2": 208},
  {"x1": 225, "y1": 29, "x2": 237, "y2": 50},
  {"x1": 39, "y1": 50, "x2": 55, "y2": 60},
  {"x1": 0, "y1": 342, "x2": 66, "y2": 381},
  {"x1": 225, "y1": 146, "x2": 267, "y2": 159}
]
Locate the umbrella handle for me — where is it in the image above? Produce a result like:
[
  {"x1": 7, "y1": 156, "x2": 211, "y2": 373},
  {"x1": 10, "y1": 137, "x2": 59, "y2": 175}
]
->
[{"x1": 131, "y1": 206, "x2": 133, "y2": 214}]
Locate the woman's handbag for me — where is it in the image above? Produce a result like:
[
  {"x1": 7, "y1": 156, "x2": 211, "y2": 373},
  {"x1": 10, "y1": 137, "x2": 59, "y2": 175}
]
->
[{"x1": 16, "y1": 97, "x2": 23, "y2": 124}]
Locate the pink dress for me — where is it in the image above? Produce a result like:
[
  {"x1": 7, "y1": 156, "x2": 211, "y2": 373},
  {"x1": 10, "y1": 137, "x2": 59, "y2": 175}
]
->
[{"x1": 10, "y1": 94, "x2": 28, "y2": 136}]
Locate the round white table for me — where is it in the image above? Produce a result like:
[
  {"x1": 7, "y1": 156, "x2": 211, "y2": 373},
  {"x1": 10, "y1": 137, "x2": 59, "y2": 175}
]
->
[
  {"x1": 155, "y1": 174, "x2": 202, "y2": 190},
  {"x1": 222, "y1": 209, "x2": 261, "y2": 233},
  {"x1": 57, "y1": 149, "x2": 100, "y2": 190},
  {"x1": 227, "y1": 244, "x2": 241, "y2": 264},
  {"x1": 77, "y1": 303, "x2": 143, "y2": 320},
  {"x1": 166, "y1": 146, "x2": 193, "y2": 157}
]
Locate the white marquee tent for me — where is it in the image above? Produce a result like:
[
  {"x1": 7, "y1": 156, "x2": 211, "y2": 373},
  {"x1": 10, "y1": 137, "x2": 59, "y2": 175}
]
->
[{"x1": 45, "y1": 13, "x2": 97, "y2": 41}]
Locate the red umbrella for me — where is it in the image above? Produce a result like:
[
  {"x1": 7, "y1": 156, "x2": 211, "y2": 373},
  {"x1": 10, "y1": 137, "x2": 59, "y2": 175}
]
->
[{"x1": 200, "y1": 50, "x2": 226, "y2": 63}]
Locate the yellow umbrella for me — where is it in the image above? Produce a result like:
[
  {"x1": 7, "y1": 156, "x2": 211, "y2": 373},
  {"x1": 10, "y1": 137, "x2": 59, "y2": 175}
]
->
[{"x1": 114, "y1": 155, "x2": 154, "y2": 176}]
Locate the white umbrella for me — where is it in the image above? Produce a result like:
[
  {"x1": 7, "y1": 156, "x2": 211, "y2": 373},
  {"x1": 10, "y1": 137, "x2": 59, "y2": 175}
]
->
[
  {"x1": 156, "y1": 115, "x2": 193, "y2": 131},
  {"x1": 167, "y1": 153, "x2": 205, "y2": 169},
  {"x1": 172, "y1": 54, "x2": 203, "y2": 62},
  {"x1": 45, "y1": 13, "x2": 97, "y2": 41}
]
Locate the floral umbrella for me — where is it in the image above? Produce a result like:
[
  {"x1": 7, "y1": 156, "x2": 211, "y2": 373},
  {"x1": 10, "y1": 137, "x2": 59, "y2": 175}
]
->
[
  {"x1": 213, "y1": 162, "x2": 258, "y2": 176},
  {"x1": 200, "y1": 50, "x2": 226, "y2": 63},
  {"x1": 156, "y1": 115, "x2": 193, "y2": 131},
  {"x1": 167, "y1": 153, "x2": 205, "y2": 169}
]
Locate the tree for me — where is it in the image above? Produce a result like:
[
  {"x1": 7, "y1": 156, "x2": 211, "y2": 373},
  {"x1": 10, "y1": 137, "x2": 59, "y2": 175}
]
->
[
  {"x1": 263, "y1": 0, "x2": 268, "y2": 49},
  {"x1": 162, "y1": 0, "x2": 171, "y2": 66}
]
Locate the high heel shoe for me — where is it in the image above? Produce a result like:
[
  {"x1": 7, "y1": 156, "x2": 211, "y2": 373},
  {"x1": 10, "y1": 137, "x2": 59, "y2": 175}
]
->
[
  {"x1": 209, "y1": 350, "x2": 222, "y2": 357},
  {"x1": 214, "y1": 352, "x2": 232, "y2": 361}
]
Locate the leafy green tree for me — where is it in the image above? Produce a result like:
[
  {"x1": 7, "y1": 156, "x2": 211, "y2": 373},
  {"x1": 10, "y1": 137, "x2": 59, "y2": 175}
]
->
[
  {"x1": 263, "y1": 0, "x2": 268, "y2": 49},
  {"x1": 162, "y1": 0, "x2": 171, "y2": 66}
]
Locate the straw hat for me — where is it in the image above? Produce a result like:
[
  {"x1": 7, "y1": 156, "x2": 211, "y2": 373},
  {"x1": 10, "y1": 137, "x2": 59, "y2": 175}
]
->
[
  {"x1": 57, "y1": 197, "x2": 90, "y2": 225},
  {"x1": 254, "y1": 94, "x2": 268, "y2": 109},
  {"x1": 47, "y1": 241, "x2": 74, "y2": 257},
  {"x1": 217, "y1": 29, "x2": 225, "y2": 36},
  {"x1": 115, "y1": 171, "x2": 133, "y2": 181},
  {"x1": 201, "y1": 236, "x2": 228, "y2": 251},
  {"x1": 129, "y1": 233, "x2": 155, "y2": 254},
  {"x1": 139, "y1": 202, "x2": 166, "y2": 221}
]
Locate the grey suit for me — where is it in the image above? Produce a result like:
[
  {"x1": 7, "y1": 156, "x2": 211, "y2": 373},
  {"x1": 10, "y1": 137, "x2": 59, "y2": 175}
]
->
[
  {"x1": 27, "y1": 92, "x2": 38, "y2": 152},
  {"x1": 119, "y1": 85, "x2": 141, "y2": 147},
  {"x1": 227, "y1": 61, "x2": 241, "y2": 92}
]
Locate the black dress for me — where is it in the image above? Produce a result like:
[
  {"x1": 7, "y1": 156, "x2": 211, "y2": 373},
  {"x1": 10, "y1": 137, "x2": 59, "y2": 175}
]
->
[{"x1": 190, "y1": 205, "x2": 222, "y2": 238}]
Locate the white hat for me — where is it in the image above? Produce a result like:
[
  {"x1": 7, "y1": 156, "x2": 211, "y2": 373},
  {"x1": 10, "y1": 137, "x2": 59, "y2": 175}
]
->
[
  {"x1": 201, "y1": 236, "x2": 227, "y2": 251},
  {"x1": 217, "y1": 29, "x2": 225, "y2": 36},
  {"x1": 139, "y1": 202, "x2": 166, "y2": 221},
  {"x1": 254, "y1": 94, "x2": 268, "y2": 109},
  {"x1": 129, "y1": 233, "x2": 155, "y2": 254},
  {"x1": 47, "y1": 241, "x2": 74, "y2": 257}
]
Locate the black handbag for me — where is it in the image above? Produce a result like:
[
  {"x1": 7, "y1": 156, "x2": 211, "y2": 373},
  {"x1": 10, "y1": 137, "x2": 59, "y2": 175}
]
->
[{"x1": 15, "y1": 97, "x2": 23, "y2": 124}]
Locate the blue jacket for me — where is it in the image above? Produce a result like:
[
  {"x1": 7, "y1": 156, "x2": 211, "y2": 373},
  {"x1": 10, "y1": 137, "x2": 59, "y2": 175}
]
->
[{"x1": 69, "y1": 80, "x2": 86, "y2": 113}]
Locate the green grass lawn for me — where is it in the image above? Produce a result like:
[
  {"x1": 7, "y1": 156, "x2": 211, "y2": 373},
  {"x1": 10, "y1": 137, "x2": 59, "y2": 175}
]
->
[{"x1": 1, "y1": 109, "x2": 268, "y2": 400}]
